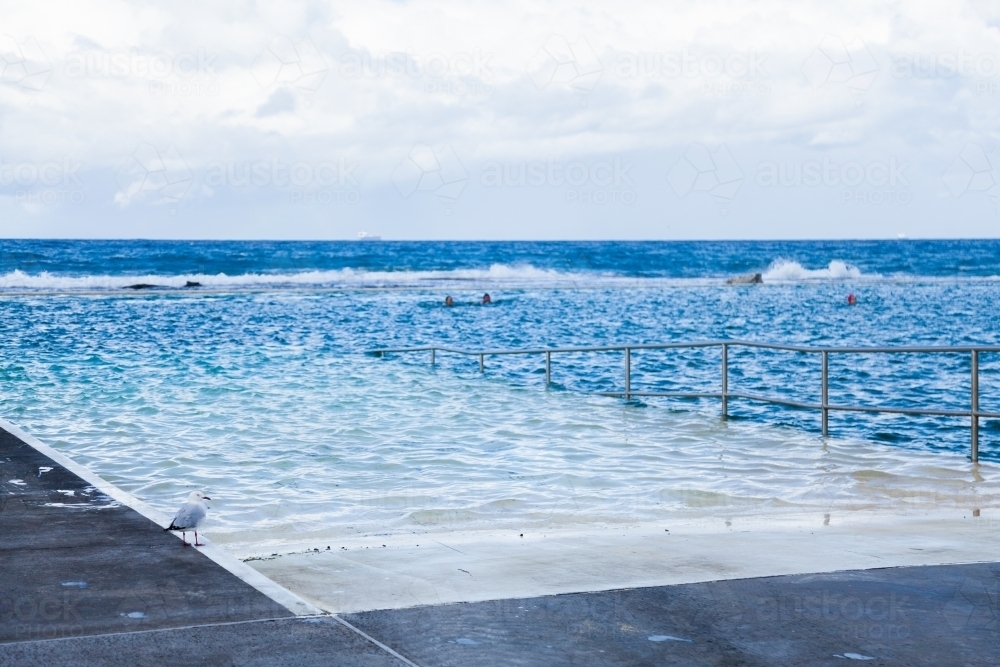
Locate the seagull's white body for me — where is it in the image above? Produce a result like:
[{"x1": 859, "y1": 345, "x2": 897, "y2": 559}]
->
[{"x1": 166, "y1": 491, "x2": 211, "y2": 546}]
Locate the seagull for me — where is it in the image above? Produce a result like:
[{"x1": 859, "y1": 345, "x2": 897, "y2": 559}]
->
[{"x1": 165, "y1": 491, "x2": 211, "y2": 546}]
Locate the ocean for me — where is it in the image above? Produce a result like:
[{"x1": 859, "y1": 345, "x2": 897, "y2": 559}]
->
[{"x1": 1, "y1": 239, "x2": 997, "y2": 556}]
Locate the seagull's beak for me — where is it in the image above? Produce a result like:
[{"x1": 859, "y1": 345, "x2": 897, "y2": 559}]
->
[{"x1": 203, "y1": 496, "x2": 211, "y2": 500}]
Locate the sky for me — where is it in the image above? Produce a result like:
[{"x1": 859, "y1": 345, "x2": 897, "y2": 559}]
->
[{"x1": 1, "y1": 0, "x2": 1000, "y2": 240}]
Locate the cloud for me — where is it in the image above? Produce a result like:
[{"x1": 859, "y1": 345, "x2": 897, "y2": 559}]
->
[
  {"x1": 256, "y1": 88, "x2": 297, "y2": 116},
  {"x1": 1, "y1": 0, "x2": 999, "y2": 238},
  {"x1": 392, "y1": 144, "x2": 469, "y2": 208},
  {"x1": 943, "y1": 143, "x2": 1000, "y2": 201},
  {"x1": 801, "y1": 35, "x2": 879, "y2": 98},
  {"x1": 668, "y1": 143, "x2": 744, "y2": 212},
  {"x1": 251, "y1": 35, "x2": 328, "y2": 93},
  {"x1": 526, "y1": 35, "x2": 603, "y2": 93},
  {"x1": 114, "y1": 143, "x2": 193, "y2": 207},
  {"x1": 0, "y1": 34, "x2": 52, "y2": 90}
]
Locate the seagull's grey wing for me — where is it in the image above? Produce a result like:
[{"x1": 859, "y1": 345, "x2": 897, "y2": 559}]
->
[{"x1": 168, "y1": 502, "x2": 206, "y2": 530}]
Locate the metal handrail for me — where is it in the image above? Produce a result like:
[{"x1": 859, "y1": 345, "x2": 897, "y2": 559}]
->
[{"x1": 369, "y1": 340, "x2": 1000, "y2": 462}]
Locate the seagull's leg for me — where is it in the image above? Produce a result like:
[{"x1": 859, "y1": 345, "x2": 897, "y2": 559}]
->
[
  {"x1": 194, "y1": 531, "x2": 204, "y2": 547},
  {"x1": 182, "y1": 531, "x2": 189, "y2": 546}
]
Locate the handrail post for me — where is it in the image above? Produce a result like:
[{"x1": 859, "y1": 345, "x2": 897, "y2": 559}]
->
[
  {"x1": 972, "y1": 349, "x2": 979, "y2": 463},
  {"x1": 545, "y1": 351, "x2": 551, "y2": 387},
  {"x1": 431, "y1": 348, "x2": 435, "y2": 365},
  {"x1": 721, "y1": 343, "x2": 728, "y2": 419},
  {"x1": 479, "y1": 354, "x2": 484, "y2": 373},
  {"x1": 625, "y1": 347, "x2": 631, "y2": 401},
  {"x1": 821, "y1": 350, "x2": 829, "y2": 437}
]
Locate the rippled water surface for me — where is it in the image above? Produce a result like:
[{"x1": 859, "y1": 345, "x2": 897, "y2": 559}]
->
[{"x1": 1, "y1": 240, "x2": 998, "y2": 555}]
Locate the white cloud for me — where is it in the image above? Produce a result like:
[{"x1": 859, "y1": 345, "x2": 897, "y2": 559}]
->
[
  {"x1": 114, "y1": 143, "x2": 192, "y2": 206},
  {"x1": 0, "y1": 0, "x2": 999, "y2": 238},
  {"x1": 526, "y1": 35, "x2": 603, "y2": 93},
  {"x1": 251, "y1": 35, "x2": 328, "y2": 92}
]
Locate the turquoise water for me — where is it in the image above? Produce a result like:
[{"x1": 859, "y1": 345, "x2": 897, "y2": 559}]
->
[{"x1": 1, "y1": 240, "x2": 998, "y2": 554}]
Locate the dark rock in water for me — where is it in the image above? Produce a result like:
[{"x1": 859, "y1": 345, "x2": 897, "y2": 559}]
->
[
  {"x1": 184, "y1": 281, "x2": 202, "y2": 287},
  {"x1": 726, "y1": 272, "x2": 763, "y2": 285},
  {"x1": 125, "y1": 283, "x2": 157, "y2": 290}
]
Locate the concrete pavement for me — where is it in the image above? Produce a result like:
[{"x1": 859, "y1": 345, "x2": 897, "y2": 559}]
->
[{"x1": 2, "y1": 424, "x2": 998, "y2": 666}]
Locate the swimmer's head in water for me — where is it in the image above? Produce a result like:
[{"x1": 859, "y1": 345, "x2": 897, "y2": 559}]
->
[
  {"x1": 445, "y1": 296, "x2": 454, "y2": 306},
  {"x1": 847, "y1": 293, "x2": 857, "y2": 305},
  {"x1": 482, "y1": 293, "x2": 491, "y2": 304}
]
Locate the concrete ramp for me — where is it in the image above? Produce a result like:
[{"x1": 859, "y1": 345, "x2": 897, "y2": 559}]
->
[
  {"x1": 0, "y1": 426, "x2": 408, "y2": 665},
  {"x1": 2, "y1": 423, "x2": 997, "y2": 666}
]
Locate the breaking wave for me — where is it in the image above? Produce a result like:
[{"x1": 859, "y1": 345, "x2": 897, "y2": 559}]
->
[
  {"x1": 0, "y1": 265, "x2": 630, "y2": 291},
  {"x1": 761, "y1": 259, "x2": 868, "y2": 283},
  {"x1": 0, "y1": 259, "x2": 947, "y2": 292}
]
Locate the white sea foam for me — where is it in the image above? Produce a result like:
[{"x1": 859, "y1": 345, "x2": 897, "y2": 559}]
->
[
  {"x1": 761, "y1": 259, "x2": 867, "y2": 283},
  {"x1": 0, "y1": 260, "x2": 983, "y2": 292},
  {"x1": 0, "y1": 265, "x2": 620, "y2": 291}
]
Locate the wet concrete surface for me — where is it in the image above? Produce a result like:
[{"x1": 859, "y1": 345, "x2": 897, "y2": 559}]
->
[
  {"x1": 344, "y1": 561, "x2": 1000, "y2": 666},
  {"x1": 0, "y1": 426, "x2": 293, "y2": 644},
  {"x1": 0, "y1": 616, "x2": 402, "y2": 667},
  {"x1": 3, "y1": 424, "x2": 998, "y2": 665}
]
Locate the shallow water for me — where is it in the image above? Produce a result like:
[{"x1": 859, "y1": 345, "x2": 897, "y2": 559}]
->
[{"x1": 1, "y1": 240, "x2": 998, "y2": 555}]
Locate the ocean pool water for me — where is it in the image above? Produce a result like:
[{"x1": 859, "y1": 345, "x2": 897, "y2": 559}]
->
[{"x1": 0, "y1": 240, "x2": 998, "y2": 555}]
